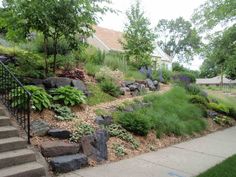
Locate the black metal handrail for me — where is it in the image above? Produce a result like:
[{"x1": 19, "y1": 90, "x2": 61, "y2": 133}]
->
[{"x1": 0, "y1": 61, "x2": 31, "y2": 143}]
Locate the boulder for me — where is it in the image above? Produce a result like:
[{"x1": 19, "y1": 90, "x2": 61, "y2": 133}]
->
[
  {"x1": 131, "y1": 89, "x2": 139, "y2": 97},
  {"x1": 41, "y1": 141, "x2": 80, "y2": 157},
  {"x1": 123, "y1": 80, "x2": 135, "y2": 87},
  {"x1": 207, "y1": 110, "x2": 218, "y2": 118},
  {"x1": 129, "y1": 84, "x2": 138, "y2": 91},
  {"x1": 50, "y1": 154, "x2": 88, "y2": 173},
  {"x1": 30, "y1": 119, "x2": 50, "y2": 136},
  {"x1": 48, "y1": 129, "x2": 71, "y2": 139},
  {"x1": 137, "y1": 84, "x2": 146, "y2": 92},
  {"x1": 146, "y1": 79, "x2": 156, "y2": 91},
  {"x1": 95, "y1": 116, "x2": 113, "y2": 126},
  {"x1": 71, "y1": 79, "x2": 87, "y2": 92},
  {"x1": 43, "y1": 77, "x2": 72, "y2": 89},
  {"x1": 81, "y1": 130, "x2": 109, "y2": 162}
]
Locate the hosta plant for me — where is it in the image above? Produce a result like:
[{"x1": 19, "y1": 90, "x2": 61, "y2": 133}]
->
[
  {"x1": 52, "y1": 104, "x2": 77, "y2": 121},
  {"x1": 50, "y1": 86, "x2": 86, "y2": 106},
  {"x1": 10, "y1": 85, "x2": 51, "y2": 111}
]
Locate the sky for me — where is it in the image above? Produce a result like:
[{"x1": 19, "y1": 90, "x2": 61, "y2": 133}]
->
[
  {"x1": 99, "y1": 0, "x2": 207, "y2": 70},
  {"x1": 0, "y1": 0, "x2": 206, "y2": 70}
]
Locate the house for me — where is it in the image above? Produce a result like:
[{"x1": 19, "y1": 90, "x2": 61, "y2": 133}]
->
[
  {"x1": 196, "y1": 76, "x2": 236, "y2": 86},
  {"x1": 87, "y1": 26, "x2": 173, "y2": 70}
]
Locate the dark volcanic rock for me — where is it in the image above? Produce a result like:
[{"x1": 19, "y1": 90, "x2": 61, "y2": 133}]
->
[
  {"x1": 129, "y1": 84, "x2": 138, "y2": 91},
  {"x1": 41, "y1": 141, "x2": 80, "y2": 157},
  {"x1": 123, "y1": 80, "x2": 135, "y2": 87},
  {"x1": 48, "y1": 129, "x2": 71, "y2": 139},
  {"x1": 81, "y1": 130, "x2": 109, "y2": 162},
  {"x1": 50, "y1": 154, "x2": 88, "y2": 173},
  {"x1": 30, "y1": 119, "x2": 50, "y2": 136},
  {"x1": 43, "y1": 77, "x2": 72, "y2": 89},
  {"x1": 146, "y1": 79, "x2": 156, "y2": 91}
]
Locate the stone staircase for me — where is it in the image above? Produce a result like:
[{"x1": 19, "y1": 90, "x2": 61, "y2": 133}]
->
[{"x1": 0, "y1": 106, "x2": 46, "y2": 177}]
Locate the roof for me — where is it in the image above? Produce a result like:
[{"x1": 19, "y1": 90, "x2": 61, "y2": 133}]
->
[
  {"x1": 92, "y1": 26, "x2": 124, "y2": 52},
  {"x1": 196, "y1": 76, "x2": 236, "y2": 85},
  {"x1": 90, "y1": 26, "x2": 172, "y2": 62}
]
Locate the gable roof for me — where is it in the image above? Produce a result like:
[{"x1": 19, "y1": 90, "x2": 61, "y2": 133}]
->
[
  {"x1": 93, "y1": 26, "x2": 124, "y2": 52},
  {"x1": 91, "y1": 26, "x2": 172, "y2": 62}
]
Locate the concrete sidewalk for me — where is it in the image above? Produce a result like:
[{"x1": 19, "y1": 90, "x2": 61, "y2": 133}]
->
[{"x1": 61, "y1": 126, "x2": 236, "y2": 177}]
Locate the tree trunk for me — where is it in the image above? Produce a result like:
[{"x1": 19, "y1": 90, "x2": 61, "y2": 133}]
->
[
  {"x1": 53, "y1": 37, "x2": 58, "y2": 74},
  {"x1": 220, "y1": 65, "x2": 224, "y2": 88},
  {"x1": 43, "y1": 36, "x2": 49, "y2": 77}
]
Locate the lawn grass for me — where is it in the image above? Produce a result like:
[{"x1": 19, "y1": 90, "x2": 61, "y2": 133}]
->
[
  {"x1": 115, "y1": 87, "x2": 207, "y2": 137},
  {"x1": 86, "y1": 83, "x2": 115, "y2": 106},
  {"x1": 197, "y1": 154, "x2": 236, "y2": 177}
]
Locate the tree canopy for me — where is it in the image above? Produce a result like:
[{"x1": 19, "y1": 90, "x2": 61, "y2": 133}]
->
[
  {"x1": 156, "y1": 17, "x2": 202, "y2": 63},
  {"x1": 122, "y1": 0, "x2": 156, "y2": 68},
  {"x1": 192, "y1": 0, "x2": 236, "y2": 32}
]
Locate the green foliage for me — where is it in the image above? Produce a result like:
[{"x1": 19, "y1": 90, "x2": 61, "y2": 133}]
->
[
  {"x1": 122, "y1": 1, "x2": 156, "y2": 68},
  {"x1": 99, "y1": 79, "x2": 121, "y2": 97},
  {"x1": 50, "y1": 53, "x2": 77, "y2": 71},
  {"x1": 106, "y1": 124, "x2": 139, "y2": 149},
  {"x1": 189, "y1": 95, "x2": 208, "y2": 106},
  {"x1": 85, "y1": 63, "x2": 101, "y2": 76},
  {"x1": 86, "y1": 83, "x2": 115, "y2": 106},
  {"x1": 185, "y1": 84, "x2": 207, "y2": 98},
  {"x1": 228, "y1": 107, "x2": 236, "y2": 119},
  {"x1": 197, "y1": 154, "x2": 236, "y2": 177},
  {"x1": 152, "y1": 68, "x2": 172, "y2": 83},
  {"x1": 83, "y1": 46, "x2": 105, "y2": 65},
  {"x1": 50, "y1": 86, "x2": 86, "y2": 106},
  {"x1": 112, "y1": 144, "x2": 127, "y2": 157},
  {"x1": 156, "y1": 17, "x2": 202, "y2": 62},
  {"x1": 104, "y1": 53, "x2": 128, "y2": 72},
  {"x1": 117, "y1": 111, "x2": 151, "y2": 136},
  {"x1": 0, "y1": 45, "x2": 45, "y2": 78},
  {"x1": 116, "y1": 87, "x2": 207, "y2": 138},
  {"x1": 95, "y1": 66, "x2": 124, "y2": 83},
  {"x1": 52, "y1": 104, "x2": 76, "y2": 121},
  {"x1": 199, "y1": 58, "x2": 221, "y2": 78},
  {"x1": 125, "y1": 69, "x2": 146, "y2": 81},
  {"x1": 70, "y1": 123, "x2": 95, "y2": 142},
  {"x1": 192, "y1": 0, "x2": 236, "y2": 32},
  {"x1": 213, "y1": 116, "x2": 232, "y2": 126},
  {"x1": 10, "y1": 85, "x2": 51, "y2": 111},
  {"x1": 208, "y1": 102, "x2": 229, "y2": 115}
]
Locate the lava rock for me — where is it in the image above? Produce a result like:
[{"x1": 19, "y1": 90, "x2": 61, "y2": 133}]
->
[
  {"x1": 43, "y1": 77, "x2": 72, "y2": 89},
  {"x1": 146, "y1": 79, "x2": 156, "y2": 91},
  {"x1": 41, "y1": 141, "x2": 80, "y2": 157},
  {"x1": 207, "y1": 110, "x2": 218, "y2": 118},
  {"x1": 50, "y1": 154, "x2": 88, "y2": 173},
  {"x1": 137, "y1": 84, "x2": 146, "y2": 92},
  {"x1": 30, "y1": 119, "x2": 50, "y2": 136},
  {"x1": 95, "y1": 116, "x2": 113, "y2": 126},
  {"x1": 81, "y1": 130, "x2": 109, "y2": 162},
  {"x1": 131, "y1": 89, "x2": 139, "y2": 96},
  {"x1": 48, "y1": 129, "x2": 71, "y2": 139}
]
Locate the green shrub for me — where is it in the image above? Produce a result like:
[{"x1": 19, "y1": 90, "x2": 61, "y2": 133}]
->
[
  {"x1": 95, "y1": 66, "x2": 124, "y2": 83},
  {"x1": 173, "y1": 71, "x2": 196, "y2": 85},
  {"x1": 50, "y1": 86, "x2": 86, "y2": 106},
  {"x1": 117, "y1": 87, "x2": 207, "y2": 137},
  {"x1": 125, "y1": 69, "x2": 146, "y2": 81},
  {"x1": 85, "y1": 63, "x2": 101, "y2": 76},
  {"x1": 104, "y1": 53, "x2": 128, "y2": 72},
  {"x1": 99, "y1": 79, "x2": 121, "y2": 97},
  {"x1": 228, "y1": 107, "x2": 236, "y2": 119},
  {"x1": 189, "y1": 95, "x2": 208, "y2": 106},
  {"x1": 50, "y1": 53, "x2": 77, "y2": 71},
  {"x1": 52, "y1": 104, "x2": 76, "y2": 121},
  {"x1": 106, "y1": 124, "x2": 139, "y2": 149},
  {"x1": 10, "y1": 85, "x2": 51, "y2": 111},
  {"x1": 208, "y1": 102, "x2": 230, "y2": 115},
  {"x1": 185, "y1": 84, "x2": 207, "y2": 98},
  {"x1": 82, "y1": 46, "x2": 105, "y2": 64},
  {"x1": 117, "y1": 111, "x2": 151, "y2": 136},
  {"x1": 152, "y1": 69, "x2": 172, "y2": 83},
  {"x1": 86, "y1": 84, "x2": 115, "y2": 106},
  {"x1": 70, "y1": 123, "x2": 95, "y2": 142}
]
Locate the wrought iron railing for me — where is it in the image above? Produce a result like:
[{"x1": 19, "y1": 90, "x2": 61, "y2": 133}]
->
[{"x1": 0, "y1": 61, "x2": 31, "y2": 143}]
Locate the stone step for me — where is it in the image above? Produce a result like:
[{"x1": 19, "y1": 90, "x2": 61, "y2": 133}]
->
[
  {"x1": 0, "y1": 162, "x2": 46, "y2": 177},
  {"x1": 0, "y1": 149, "x2": 36, "y2": 169},
  {"x1": 0, "y1": 126, "x2": 18, "y2": 139},
  {"x1": 0, "y1": 108, "x2": 6, "y2": 116},
  {"x1": 0, "y1": 137, "x2": 26, "y2": 153},
  {"x1": 0, "y1": 116, "x2": 11, "y2": 126}
]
